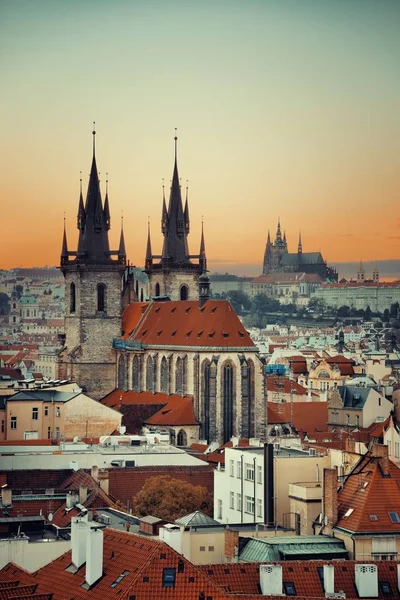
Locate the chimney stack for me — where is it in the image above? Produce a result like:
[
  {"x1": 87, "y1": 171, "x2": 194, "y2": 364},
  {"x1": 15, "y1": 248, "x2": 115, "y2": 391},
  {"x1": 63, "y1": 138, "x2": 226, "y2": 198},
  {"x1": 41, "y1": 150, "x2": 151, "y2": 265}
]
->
[
  {"x1": 259, "y1": 564, "x2": 282, "y2": 596},
  {"x1": 1, "y1": 485, "x2": 12, "y2": 507},
  {"x1": 323, "y1": 564, "x2": 335, "y2": 594},
  {"x1": 97, "y1": 470, "x2": 109, "y2": 495},
  {"x1": 79, "y1": 485, "x2": 88, "y2": 505},
  {"x1": 86, "y1": 527, "x2": 104, "y2": 587},
  {"x1": 323, "y1": 467, "x2": 338, "y2": 527},
  {"x1": 224, "y1": 528, "x2": 239, "y2": 562},
  {"x1": 72, "y1": 515, "x2": 88, "y2": 569},
  {"x1": 370, "y1": 443, "x2": 390, "y2": 476},
  {"x1": 91, "y1": 465, "x2": 99, "y2": 482},
  {"x1": 355, "y1": 565, "x2": 378, "y2": 598}
]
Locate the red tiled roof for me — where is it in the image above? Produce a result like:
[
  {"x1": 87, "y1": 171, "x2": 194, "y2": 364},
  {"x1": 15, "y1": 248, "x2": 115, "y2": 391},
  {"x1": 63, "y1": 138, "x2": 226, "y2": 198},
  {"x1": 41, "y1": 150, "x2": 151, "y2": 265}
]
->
[
  {"x1": 269, "y1": 401, "x2": 328, "y2": 432},
  {"x1": 337, "y1": 453, "x2": 400, "y2": 532},
  {"x1": 367, "y1": 416, "x2": 391, "y2": 439},
  {"x1": 130, "y1": 300, "x2": 254, "y2": 348},
  {"x1": 266, "y1": 375, "x2": 310, "y2": 395},
  {"x1": 325, "y1": 355, "x2": 355, "y2": 376},
  {"x1": 0, "y1": 368, "x2": 22, "y2": 380},
  {"x1": 145, "y1": 396, "x2": 197, "y2": 426},
  {"x1": 121, "y1": 302, "x2": 149, "y2": 338}
]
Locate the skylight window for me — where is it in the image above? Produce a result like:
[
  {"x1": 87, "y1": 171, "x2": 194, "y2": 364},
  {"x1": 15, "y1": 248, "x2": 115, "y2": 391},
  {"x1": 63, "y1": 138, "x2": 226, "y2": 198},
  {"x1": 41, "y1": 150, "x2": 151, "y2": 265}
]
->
[
  {"x1": 343, "y1": 508, "x2": 354, "y2": 519},
  {"x1": 162, "y1": 568, "x2": 176, "y2": 588},
  {"x1": 110, "y1": 570, "x2": 130, "y2": 588},
  {"x1": 389, "y1": 511, "x2": 400, "y2": 523},
  {"x1": 283, "y1": 582, "x2": 297, "y2": 596},
  {"x1": 369, "y1": 514, "x2": 378, "y2": 521}
]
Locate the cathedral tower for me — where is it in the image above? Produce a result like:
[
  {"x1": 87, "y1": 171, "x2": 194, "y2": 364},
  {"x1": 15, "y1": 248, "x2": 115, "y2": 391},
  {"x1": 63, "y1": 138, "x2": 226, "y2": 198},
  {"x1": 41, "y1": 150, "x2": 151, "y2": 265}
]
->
[
  {"x1": 145, "y1": 134, "x2": 206, "y2": 301},
  {"x1": 59, "y1": 128, "x2": 126, "y2": 399}
]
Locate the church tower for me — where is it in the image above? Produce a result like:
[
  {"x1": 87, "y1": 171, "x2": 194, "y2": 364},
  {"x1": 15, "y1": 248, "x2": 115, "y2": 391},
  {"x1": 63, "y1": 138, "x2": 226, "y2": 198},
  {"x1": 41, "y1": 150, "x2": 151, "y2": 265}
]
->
[
  {"x1": 59, "y1": 128, "x2": 126, "y2": 399},
  {"x1": 357, "y1": 261, "x2": 365, "y2": 283},
  {"x1": 145, "y1": 134, "x2": 206, "y2": 301}
]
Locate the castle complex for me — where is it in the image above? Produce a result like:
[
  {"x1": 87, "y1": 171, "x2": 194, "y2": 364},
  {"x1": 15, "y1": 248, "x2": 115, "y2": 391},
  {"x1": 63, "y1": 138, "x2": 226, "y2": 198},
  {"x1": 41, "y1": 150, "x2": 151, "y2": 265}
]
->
[{"x1": 263, "y1": 219, "x2": 338, "y2": 281}]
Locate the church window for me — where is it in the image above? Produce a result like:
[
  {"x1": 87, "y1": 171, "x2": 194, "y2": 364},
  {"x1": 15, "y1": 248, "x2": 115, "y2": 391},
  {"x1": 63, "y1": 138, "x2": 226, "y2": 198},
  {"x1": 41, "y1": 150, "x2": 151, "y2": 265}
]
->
[
  {"x1": 155, "y1": 282, "x2": 160, "y2": 297},
  {"x1": 146, "y1": 356, "x2": 155, "y2": 392},
  {"x1": 70, "y1": 282, "x2": 76, "y2": 313},
  {"x1": 177, "y1": 429, "x2": 187, "y2": 446},
  {"x1": 180, "y1": 285, "x2": 188, "y2": 301},
  {"x1": 222, "y1": 361, "x2": 235, "y2": 443},
  {"x1": 97, "y1": 284, "x2": 106, "y2": 312},
  {"x1": 13, "y1": 303, "x2": 16, "y2": 309},
  {"x1": 241, "y1": 358, "x2": 255, "y2": 438},
  {"x1": 132, "y1": 355, "x2": 141, "y2": 391},
  {"x1": 118, "y1": 356, "x2": 126, "y2": 390},
  {"x1": 175, "y1": 357, "x2": 184, "y2": 394},
  {"x1": 12, "y1": 316, "x2": 16, "y2": 323},
  {"x1": 160, "y1": 357, "x2": 168, "y2": 393},
  {"x1": 202, "y1": 360, "x2": 211, "y2": 443}
]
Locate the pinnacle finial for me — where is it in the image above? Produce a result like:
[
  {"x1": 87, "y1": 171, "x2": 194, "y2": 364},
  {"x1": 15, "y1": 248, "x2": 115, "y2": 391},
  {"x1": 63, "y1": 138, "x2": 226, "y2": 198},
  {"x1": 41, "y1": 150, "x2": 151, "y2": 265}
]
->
[
  {"x1": 80, "y1": 171, "x2": 82, "y2": 194},
  {"x1": 174, "y1": 127, "x2": 178, "y2": 162},
  {"x1": 106, "y1": 172, "x2": 109, "y2": 194},
  {"x1": 92, "y1": 122, "x2": 96, "y2": 157}
]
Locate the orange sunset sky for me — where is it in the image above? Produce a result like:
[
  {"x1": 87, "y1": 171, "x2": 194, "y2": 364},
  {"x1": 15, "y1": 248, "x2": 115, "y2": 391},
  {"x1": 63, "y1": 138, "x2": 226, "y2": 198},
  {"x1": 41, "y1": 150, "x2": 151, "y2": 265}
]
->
[{"x1": 0, "y1": 0, "x2": 399, "y2": 275}]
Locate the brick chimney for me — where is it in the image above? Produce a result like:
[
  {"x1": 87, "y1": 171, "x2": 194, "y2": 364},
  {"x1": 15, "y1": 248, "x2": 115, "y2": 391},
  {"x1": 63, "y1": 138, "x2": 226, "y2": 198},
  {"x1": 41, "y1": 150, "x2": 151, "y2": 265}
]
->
[
  {"x1": 1, "y1": 485, "x2": 12, "y2": 507},
  {"x1": 225, "y1": 527, "x2": 239, "y2": 562},
  {"x1": 323, "y1": 467, "x2": 338, "y2": 527},
  {"x1": 91, "y1": 465, "x2": 99, "y2": 482},
  {"x1": 97, "y1": 470, "x2": 109, "y2": 495},
  {"x1": 79, "y1": 485, "x2": 88, "y2": 504},
  {"x1": 370, "y1": 443, "x2": 390, "y2": 476}
]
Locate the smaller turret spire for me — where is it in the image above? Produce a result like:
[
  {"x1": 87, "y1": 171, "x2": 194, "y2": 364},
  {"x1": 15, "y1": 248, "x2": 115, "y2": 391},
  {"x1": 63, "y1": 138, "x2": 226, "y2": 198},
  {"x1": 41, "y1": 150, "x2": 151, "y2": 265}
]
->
[
  {"x1": 92, "y1": 122, "x2": 96, "y2": 158},
  {"x1": 298, "y1": 231, "x2": 302, "y2": 254},
  {"x1": 103, "y1": 173, "x2": 111, "y2": 230},
  {"x1": 77, "y1": 172, "x2": 86, "y2": 231},
  {"x1": 161, "y1": 179, "x2": 168, "y2": 234},
  {"x1": 200, "y1": 217, "x2": 207, "y2": 271},
  {"x1": 276, "y1": 217, "x2": 282, "y2": 242},
  {"x1": 118, "y1": 211, "x2": 126, "y2": 263},
  {"x1": 61, "y1": 213, "x2": 68, "y2": 264},
  {"x1": 267, "y1": 230, "x2": 271, "y2": 246},
  {"x1": 145, "y1": 218, "x2": 153, "y2": 269},
  {"x1": 184, "y1": 180, "x2": 190, "y2": 234}
]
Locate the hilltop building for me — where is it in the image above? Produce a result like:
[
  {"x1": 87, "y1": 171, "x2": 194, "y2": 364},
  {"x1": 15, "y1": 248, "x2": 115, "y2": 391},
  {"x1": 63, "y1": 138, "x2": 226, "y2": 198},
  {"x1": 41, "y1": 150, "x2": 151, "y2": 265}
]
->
[{"x1": 262, "y1": 219, "x2": 337, "y2": 281}]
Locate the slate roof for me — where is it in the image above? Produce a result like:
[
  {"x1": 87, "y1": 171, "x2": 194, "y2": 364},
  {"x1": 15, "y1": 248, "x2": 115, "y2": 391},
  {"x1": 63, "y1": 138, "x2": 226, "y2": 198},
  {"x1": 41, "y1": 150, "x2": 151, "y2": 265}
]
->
[
  {"x1": 337, "y1": 386, "x2": 371, "y2": 409},
  {"x1": 8, "y1": 389, "x2": 80, "y2": 403},
  {"x1": 239, "y1": 535, "x2": 347, "y2": 562},
  {"x1": 280, "y1": 251, "x2": 324, "y2": 266},
  {"x1": 129, "y1": 300, "x2": 255, "y2": 348},
  {"x1": 175, "y1": 511, "x2": 220, "y2": 527}
]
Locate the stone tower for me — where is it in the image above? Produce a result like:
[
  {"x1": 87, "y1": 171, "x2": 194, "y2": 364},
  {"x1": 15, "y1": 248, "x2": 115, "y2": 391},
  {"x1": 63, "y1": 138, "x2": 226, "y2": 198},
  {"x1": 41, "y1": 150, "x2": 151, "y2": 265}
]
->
[
  {"x1": 59, "y1": 128, "x2": 126, "y2": 399},
  {"x1": 145, "y1": 135, "x2": 206, "y2": 301}
]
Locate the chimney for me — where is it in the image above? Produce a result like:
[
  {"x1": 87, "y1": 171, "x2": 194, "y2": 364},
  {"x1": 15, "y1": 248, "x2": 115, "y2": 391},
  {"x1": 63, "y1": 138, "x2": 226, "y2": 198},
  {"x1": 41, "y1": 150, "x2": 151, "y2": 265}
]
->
[
  {"x1": 1, "y1": 485, "x2": 12, "y2": 507},
  {"x1": 370, "y1": 443, "x2": 390, "y2": 476},
  {"x1": 66, "y1": 491, "x2": 79, "y2": 509},
  {"x1": 323, "y1": 564, "x2": 335, "y2": 594},
  {"x1": 79, "y1": 485, "x2": 88, "y2": 505},
  {"x1": 91, "y1": 465, "x2": 99, "y2": 482},
  {"x1": 86, "y1": 527, "x2": 104, "y2": 586},
  {"x1": 72, "y1": 516, "x2": 88, "y2": 569},
  {"x1": 224, "y1": 528, "x2": 239, "y2": 562},
  {"x1": 355, "y1": 565, "x2": 378, "y2": 598},
  {"x1": 97, "y1": 470, "x2": 109, "y2": 495},
  {"x1": 260, "y1": 564, "x2": 282, "y2": 596},
  {"x1": 323, "y1": 467, "x2": 338, "y2": 527}
]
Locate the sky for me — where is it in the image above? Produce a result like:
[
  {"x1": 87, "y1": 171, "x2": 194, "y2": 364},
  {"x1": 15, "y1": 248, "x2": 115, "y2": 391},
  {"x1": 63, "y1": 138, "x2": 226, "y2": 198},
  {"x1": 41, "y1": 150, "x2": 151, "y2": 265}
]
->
[{"x1": 0, "y1": 0, "x2": 399, "y2": 277}]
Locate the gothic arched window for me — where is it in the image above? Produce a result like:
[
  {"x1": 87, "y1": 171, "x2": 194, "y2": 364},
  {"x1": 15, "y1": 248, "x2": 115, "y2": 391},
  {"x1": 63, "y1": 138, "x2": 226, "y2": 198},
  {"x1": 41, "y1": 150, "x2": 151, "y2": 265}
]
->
[
  {"x1": 70, "y1": 282, "x2": 76, "y2": 313},
  {"x1": 175, "y1": 357, "x2": 183, "y2": 394},
  {"x1": 202, "y1": 359, "x2": 211, "y2": 443},
  {"x1": 241, "y1": 358, "x2": 255, "y2": 438},
  {"x1": 222, "y1": 361, "x2": 235, "y2": 444},
  {"x1": 132, "y1": 355, "x2": 141, "y2": 391},
  {"x1": 180, "y1": 285, "x2": 188, "y2": 301},
  {"x1": 97, "y1": 284, "x2": 106, "y2": 312},
  {"x1": 160, "y1": 357, "x2": 168, "y2": 393},
  {"x1": 155, "y1": 282, "x2": 160, "y2": 297},
  {"x1": 118, "y1": 357, "x2": 125, "y2": 390},
  {"x1": 146, "y1": 356, "x2": 154, "y2": 392},
  {"x1": 177, "y1": 429, "x2": 187, "y2": 446}
]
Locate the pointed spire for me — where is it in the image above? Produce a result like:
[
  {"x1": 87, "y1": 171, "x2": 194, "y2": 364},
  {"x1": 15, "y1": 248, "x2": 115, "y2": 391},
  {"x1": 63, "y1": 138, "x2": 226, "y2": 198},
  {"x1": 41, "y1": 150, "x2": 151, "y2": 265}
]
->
[
  {"x1": 77, "y1": 172, "x2": 85, "y2": 230},
  {"x1": 184, "y1": 180, "x2": 190, "y2": 234},
  {"x1": 145, "y1": 218, "x2": 153, "y2": 269},
  {"x1": 199, "y1": 217, "x2": 207, "y2": 271},
  {"x1": 275, "y1": 217, "x2": 282, "y2": 244},
  {"x1": 118, "y1": 212, "x2": 126, "y2": 263},
  {"x1": 161, "y1": 179, "x2": 168, "y2": 234},
  {"x1": 298, "y1": 231, "x2": 302, "y2": 254},
  {"x1": 283, "y1": 230, "x2": 287, "y2": 246},
  {"x1": 267, "y1": 230, "x2": 271, "y2": 246},
  {"x1": 103, "y1": 173, "x2": 111, "y2": 230},
  {"x1": 92, "y1": 122, "x2": 96, "y2": 158},
  {"x1": 61, "y1": 214, "x2": 68, "y2": 264}
]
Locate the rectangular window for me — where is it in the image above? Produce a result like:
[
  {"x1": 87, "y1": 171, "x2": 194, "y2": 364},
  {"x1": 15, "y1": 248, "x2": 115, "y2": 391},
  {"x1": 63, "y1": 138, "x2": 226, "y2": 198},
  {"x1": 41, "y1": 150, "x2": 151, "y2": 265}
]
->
[
  {"x1": 245, "y1": 496, "x2": 255, "y2": 514},
  {"x1": 257, "y1": 465, "x2": 262, "y2": 484},
  {"x1": 389, "y1": 512, "x2": 400, "y2": 523},
  {"x1": 283, "y1": 582, "x2": 297, "y2": 596},
  {"x1": 217, "y1": 499, "x2": 222, "y2": 520},
  {"x1": 395, "y1": 442, "x2": 400, "y2": 458},
  {"x1": 237, "y1": 461, "x2": 242, "y2": 479},
  {"x1": 230, "y1": 491, "x2": 235, "y2": 509},
  {"x1": 44, "y1": 406, "x2": 49, "y2": 417},
  {"x1": 245, "y1": 463, "x2": 254, "y2": 481},
  {"x1": 208, "y1": 546, "x2": 214, "y2": 551},
  {"x1": 1, "y1": 420, "x2": 4, "y2": 433},
  {"x1": 237, "y1": 493, "x2": 242, "y2": 511},
  {"x1": 48, "y1": 426, "x2": 51, "y2": 439},
  {"x1": 55, "y1": 427, "x2": 60, "y2": 439},
  {"x1": 11, "y1": 417, "x2": 17, "y2": 430},
  {"x1": 32, "y1": 407, "x2": 38, "y2": 420},
  {"x1": 257, "y1": 498, "x2": 262, "y2": 518},
  {"x1": 56, "y1": 406, "x2": 61, "y2": 417},
  {"x1": 199, "y1": 546, "x2": 205, "y2": 551},
  {"x1": 162, "y1": 568, "x2": 176, "y2": 588},
  {"x1": 230, "y1": 459, "x2": 234, "y2": 477}
]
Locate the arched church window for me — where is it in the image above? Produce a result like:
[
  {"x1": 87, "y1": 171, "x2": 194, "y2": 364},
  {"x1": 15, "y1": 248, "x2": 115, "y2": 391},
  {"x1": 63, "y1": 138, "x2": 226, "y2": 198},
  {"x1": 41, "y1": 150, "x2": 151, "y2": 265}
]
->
[
  {"x1": 132, "y1": 355, "x2": 141, "y2": 391},
  {"x1": 180, "y1": 285, "x2": 188, "y2": 301},
  {"x1": 140, "y1": 288, "x2": 144, "y2": 302},
  {"x1": 146, "y1": 355, "x2": 154, "y2": 392},
  {"x1": 155, "y1": 283, "x2": 160, "y2": 297},
  {"x1": 222, "y1": 361, "x2": 235, "y2": 444},
  {"x1": 160, "y1": 357, "x2": 168, "y2": 393},
  {"x1": 202, "y1": 359, "x2": 211, "y2": 443},
  {"x1": 177, "y1": 429, "x2": 187, "y2": 446},
  {"x1": 27, "y1": 309, "x2": 30, "y2": 317},
  {"x1": 97, "y1": 284, "x2": 106, "y2": 312},
  {"x1": 118, "y1": 356, "x2": 125, "y2": 390},
  {"x1": 175, "y1": 357, "x2": 183, "y2": 394},
  {"x1": 241, "y1": 358, "x2": 255, "y2": 438},
  {"x1": 70, "y1": 282, "x2": 76, "y2": 313}
]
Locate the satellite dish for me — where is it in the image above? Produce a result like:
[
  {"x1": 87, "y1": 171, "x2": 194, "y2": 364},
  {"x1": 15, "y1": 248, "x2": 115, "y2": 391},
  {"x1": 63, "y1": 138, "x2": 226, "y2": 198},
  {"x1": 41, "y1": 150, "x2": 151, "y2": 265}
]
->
[{"x1": 48, "y1": 512, "x2": 53, "y2": 522}]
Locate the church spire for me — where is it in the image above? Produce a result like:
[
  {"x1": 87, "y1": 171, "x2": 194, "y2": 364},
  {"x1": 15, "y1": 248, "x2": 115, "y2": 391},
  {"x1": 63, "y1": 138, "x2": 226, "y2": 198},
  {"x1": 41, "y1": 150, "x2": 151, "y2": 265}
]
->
[
  {"x1": 61, "y1": 215, "x2": 68, "y2": 264},
  {"x1": 298, "y1": 231, "x2": 302, "y2": 254},
  {"x1": 103, "y1": 174, "x2": 111, "y2": 230},
  {"x1": 161, "y1": 131, "x2": 190, "y2": 264},
  {"x1": 275, "y1": 217, "x2": 283, "y2": 244},
  {"x1": 118, "y1": 213, "x2": 126, "y2": 263},
  {"x1": 184, "y1": 180, "x2": 190, "y2": 234},
  {"x1": 76, "y1": 125, "x2": 112, "y2": 263},
  {"x1": 161, "y1": 179, "x2": 167, "y2": 234},
  {"x1": 145, "y1": 219, "x2": 153, "y2": 269},
  {"x1": 77, "y1": 173, "x2": 85, "y2": 230},
  {"x1": 199, "y1": 218, "x2": 207, "y2": 271}
]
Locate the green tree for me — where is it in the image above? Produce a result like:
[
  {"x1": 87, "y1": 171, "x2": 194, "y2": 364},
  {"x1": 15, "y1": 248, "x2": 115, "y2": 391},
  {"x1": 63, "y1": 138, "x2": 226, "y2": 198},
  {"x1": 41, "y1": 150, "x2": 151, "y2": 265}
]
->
[
  {"x1": 383, "y1": 308, "x2": 390, "y2": 323},
  {"x1": 308, "y1": 298, "x2": 326, "y2": 313},
  {"x1": 337, "y1": 305, "x2": 350, "y2": 318},
  {"x1": 365, "y1": 305, "x2": 372, "y2": 321},
  {"x1": 251, "y1": 294, "x2": 280, "y2": 314},
  {"x1": 243, "y1": 313, "x2": 265, "y2": 328},
  {"x1": 390, "y1": 302, "x2": 399, "y2": 318},
  {"x1": 225, "y1": 290, "x2": 251, "y2": 315},
  {"x1": 0, "y1": 293, "x2": 10, "y2": 315},
  {"x1": 132, "y1": 475, "x2": 212, "y2": 522}
]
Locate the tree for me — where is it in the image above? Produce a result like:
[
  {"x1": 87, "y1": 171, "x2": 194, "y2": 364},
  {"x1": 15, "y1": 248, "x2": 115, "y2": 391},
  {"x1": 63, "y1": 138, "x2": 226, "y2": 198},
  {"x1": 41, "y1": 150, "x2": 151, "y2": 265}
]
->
[
  {"x1": 243, "y1": 313, "x2": 265, "y2": 328},
  {"x1": 251, "y1": 294, "x2": 280, "y2": 314},
  {"x1": 308, "y1": 298, "x2": 326, "y2": 313},
  {"x1": 337, "y1": 305, "x2": 350, "y2": 318},
  {"x1": 0, "y1": 293, "x2": 10, "y2": 315},
  {"x1": 132, "y1": 475, "x2": 212, "y2": 522},
  {"x1": 365, "y1": 305, "x2": 372, "y2": 321},
  {"x1": 225, "y1": 290, "x2": 251, "y2": 315},
  {"x1": 383, "y1": 308, "x2": 390, "y2": 323},
  {"x1": 390, "y1": 302, "x2": 399, "y2": 318}
]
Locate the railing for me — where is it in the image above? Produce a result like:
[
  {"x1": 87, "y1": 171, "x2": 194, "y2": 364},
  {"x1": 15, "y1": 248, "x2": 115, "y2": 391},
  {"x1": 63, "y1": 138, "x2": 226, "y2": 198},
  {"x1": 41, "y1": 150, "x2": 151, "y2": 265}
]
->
[{"x1": 112, "y1": 338, "x2": 142, "y2": 350}]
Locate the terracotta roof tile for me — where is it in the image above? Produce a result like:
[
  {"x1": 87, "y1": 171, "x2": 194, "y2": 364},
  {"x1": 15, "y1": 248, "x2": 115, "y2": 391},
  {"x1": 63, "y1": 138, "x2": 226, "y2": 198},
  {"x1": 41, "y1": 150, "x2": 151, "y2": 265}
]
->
[{"x1": 121, "y1": 302, "x2": 149, "y2": 338}]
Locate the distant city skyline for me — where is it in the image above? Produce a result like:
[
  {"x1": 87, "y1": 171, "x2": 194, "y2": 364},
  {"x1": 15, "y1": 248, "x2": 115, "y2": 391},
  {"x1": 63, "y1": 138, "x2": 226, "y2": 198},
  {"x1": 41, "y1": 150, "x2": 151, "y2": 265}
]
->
[{"x1": 0, "y1": 0, "x2": 399, "y2": 270}]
